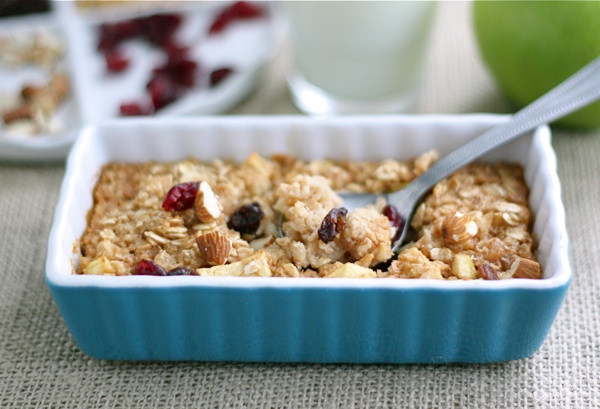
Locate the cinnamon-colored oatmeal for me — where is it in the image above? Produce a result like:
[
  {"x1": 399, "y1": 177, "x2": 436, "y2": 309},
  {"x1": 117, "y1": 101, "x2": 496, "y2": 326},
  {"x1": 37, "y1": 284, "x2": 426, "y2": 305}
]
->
[{"x1": 77, "y1": 152, "x2": 541, "y2": 280}]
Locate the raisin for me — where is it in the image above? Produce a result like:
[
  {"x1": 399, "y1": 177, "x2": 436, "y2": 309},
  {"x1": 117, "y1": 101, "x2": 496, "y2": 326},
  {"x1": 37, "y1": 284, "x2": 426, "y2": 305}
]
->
[
  {"x1": 480, "y1": 263, "x2": 499, "y2": 280},
  {"x1": 135, "y1": 259, "x2": 167, "y2": 276},
  {"x1": 168, "y1": 267, "x2": 195, "y2": 276},
  {"x1": 162, "y1": 182, "x2": 199, "y2": 211},
  {"x1": 318, "y1": 207, "x2": 348, "y2": 243},
  {"x1": 382, "y1": 204, "x2": 405, "y2": 242},
  {"x1": 228, "y1": 202, "x2": 264, "y2": 234}
]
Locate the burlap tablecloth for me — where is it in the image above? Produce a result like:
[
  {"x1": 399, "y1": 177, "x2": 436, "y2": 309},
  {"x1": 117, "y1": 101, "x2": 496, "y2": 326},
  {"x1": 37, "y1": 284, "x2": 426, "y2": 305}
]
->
[{"x1": 1, "y1": 2, "x2": 599, "y2": 407}]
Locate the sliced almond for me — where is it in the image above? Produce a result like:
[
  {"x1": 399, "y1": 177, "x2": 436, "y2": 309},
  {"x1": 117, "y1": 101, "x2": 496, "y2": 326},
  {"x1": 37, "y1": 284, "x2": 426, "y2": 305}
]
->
[
  {"x1": 441, "y1": 211, "x2": 478, "y2": 243},
  {"x1": 196, "y1": 230, "x2": 231, "y2": 266},
  {"x1": 508, "y1": 257, "x2": 541, "y2": 279},
  {"x1": 48, "y1": 72, "x2": 70, "y2": 103},
  {"x1": 5, "y1": 119, "x2": 37, "y2": 136},
  {"x1": 194, "y1": 181, "x2": 221, "y2": 223},
  {"x1": 2, "y1": 105, "x2": 33, "y2": 124}
]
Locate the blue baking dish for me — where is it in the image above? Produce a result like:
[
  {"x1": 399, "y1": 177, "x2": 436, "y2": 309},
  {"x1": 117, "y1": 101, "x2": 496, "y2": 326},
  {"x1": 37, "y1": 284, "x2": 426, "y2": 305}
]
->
[{"x1": 45, "y1": 115, "x2": 571, "y2": 363}]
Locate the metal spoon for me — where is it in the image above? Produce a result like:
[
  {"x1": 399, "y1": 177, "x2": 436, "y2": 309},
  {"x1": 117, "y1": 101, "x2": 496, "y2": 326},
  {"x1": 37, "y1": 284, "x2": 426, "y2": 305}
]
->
[{"x1": 281, "y1": 56, "x2": 600, "y2": 253}]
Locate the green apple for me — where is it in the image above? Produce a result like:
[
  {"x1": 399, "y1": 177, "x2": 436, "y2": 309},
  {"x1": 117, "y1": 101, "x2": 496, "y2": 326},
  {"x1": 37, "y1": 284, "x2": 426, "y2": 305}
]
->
[{"x1": 473, "y1": 0, "x2": 600, "y2": 128}]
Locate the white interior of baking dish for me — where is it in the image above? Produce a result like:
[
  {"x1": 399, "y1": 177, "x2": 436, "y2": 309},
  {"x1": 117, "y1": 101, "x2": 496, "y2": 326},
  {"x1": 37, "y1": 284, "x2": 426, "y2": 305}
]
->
[{"x1": 46, "y1": 115, "x2": 571, "y2": 290}]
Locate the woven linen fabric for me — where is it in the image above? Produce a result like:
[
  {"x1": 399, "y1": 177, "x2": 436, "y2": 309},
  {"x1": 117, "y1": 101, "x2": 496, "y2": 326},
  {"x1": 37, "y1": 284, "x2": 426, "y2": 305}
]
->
[{"x1": 1, "y1": 2, "x2": 599, "y2": 408}]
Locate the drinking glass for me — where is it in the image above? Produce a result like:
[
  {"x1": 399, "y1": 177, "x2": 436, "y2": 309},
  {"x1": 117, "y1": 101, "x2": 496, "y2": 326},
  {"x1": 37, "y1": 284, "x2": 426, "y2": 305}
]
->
[{"x1": 285, "y1": 1, "x2": 437, "y2": 115}]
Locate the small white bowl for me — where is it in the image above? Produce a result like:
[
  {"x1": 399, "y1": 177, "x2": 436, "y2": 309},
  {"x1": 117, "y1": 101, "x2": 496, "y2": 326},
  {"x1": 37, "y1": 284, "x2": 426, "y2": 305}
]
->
[
  {"x1": 46, "y1": 115, "x2": 571, "y2": 363},
  {"x1": 0, "y1": 13, "x2": 79, "y2": 161},
  {"x1": 53, "y1": 1, "x2": 279, "y2": 122}
]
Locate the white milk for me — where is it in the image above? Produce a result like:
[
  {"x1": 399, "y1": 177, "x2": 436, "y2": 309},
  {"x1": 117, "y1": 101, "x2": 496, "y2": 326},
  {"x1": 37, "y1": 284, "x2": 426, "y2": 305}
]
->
[{"x1": 286, "y1": 1, "x2": 436, "y2": 114}]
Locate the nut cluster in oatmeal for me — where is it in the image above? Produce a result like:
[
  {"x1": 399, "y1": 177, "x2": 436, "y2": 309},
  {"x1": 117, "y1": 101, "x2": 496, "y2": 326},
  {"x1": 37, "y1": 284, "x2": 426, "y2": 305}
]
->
[{"x1": 77, "y1": 151, "x2": 541, "y2": 280}]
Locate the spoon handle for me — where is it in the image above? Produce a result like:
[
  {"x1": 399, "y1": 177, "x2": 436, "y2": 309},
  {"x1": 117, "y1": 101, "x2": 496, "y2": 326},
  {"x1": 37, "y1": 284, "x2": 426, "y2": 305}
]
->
[{"x1": 391, "y1": 56, "x2": 600, "y2": 205}]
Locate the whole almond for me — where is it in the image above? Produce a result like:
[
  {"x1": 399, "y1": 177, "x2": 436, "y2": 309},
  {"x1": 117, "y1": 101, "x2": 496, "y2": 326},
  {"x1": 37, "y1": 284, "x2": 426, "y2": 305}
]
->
[
  {"x1": 441, "y1": 211, "x2": 478, "y2": 243},
  {"x1": 196, "y1": 230, "x2": 231, "y2": 266},
  {"x1": 194, "y1": 181, "x2": 221, "y2": 223},
  {"x1": 21, "y1": 85, "x2": 45, "y2": 102},
  {"x1": 508, "y1": 257, "x2": 541, "y2": 279}
]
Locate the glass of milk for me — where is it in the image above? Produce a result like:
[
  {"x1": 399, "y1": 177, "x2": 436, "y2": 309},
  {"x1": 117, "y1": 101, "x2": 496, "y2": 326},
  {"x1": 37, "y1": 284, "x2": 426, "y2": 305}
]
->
[{"x1": 285, "y1": 1, "x2": 437, "y2": 115}]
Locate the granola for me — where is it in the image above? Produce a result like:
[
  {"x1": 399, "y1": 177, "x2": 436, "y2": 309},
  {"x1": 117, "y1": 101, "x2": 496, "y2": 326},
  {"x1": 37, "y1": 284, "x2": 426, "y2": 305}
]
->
[{"x1": 77, "y1": 152, "x2": 541, "y2": 280}]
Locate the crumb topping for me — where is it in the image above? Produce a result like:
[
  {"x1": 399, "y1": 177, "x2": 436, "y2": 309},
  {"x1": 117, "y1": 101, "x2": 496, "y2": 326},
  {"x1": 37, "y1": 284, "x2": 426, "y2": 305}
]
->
[{"x1": 77, "y1": 152, "x2": 540, "y2": 280}]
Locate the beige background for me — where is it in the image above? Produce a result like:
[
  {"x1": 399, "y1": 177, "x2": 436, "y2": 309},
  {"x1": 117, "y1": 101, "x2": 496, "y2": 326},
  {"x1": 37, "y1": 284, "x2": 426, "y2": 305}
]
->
[{"x1": 1, "y1": 2, "x2": 600, "y2": 407}]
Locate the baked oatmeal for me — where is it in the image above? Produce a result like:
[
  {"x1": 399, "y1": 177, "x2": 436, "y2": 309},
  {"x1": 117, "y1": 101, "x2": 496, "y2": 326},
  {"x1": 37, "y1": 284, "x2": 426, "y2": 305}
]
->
[{"x1": 77, "y1": 152, "x2": 541, "y2": 280}]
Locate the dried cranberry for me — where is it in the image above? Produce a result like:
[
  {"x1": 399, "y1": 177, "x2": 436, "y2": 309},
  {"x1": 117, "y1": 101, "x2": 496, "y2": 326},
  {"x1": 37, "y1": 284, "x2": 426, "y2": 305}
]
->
[
  {"x1": 209, "y1": 1, "x2": 263, "y2": 34},
  {"x1": 98, "y1": 14, "x2": 182, "y2": 52},
  {"x1": 231, "y1": 1, "x2": 264, "y2": 19},
  {"x1": 209, "y1": 18, "x2": 227, "y2": 34},
  {"x1": 119, "y1": 102, "x2": 153, "y2": 116},
  {"x1": 382, "y1": 204, "x2": 405, "y2": 242},
  {"x1": 151, "y1": 46, "x2": 198, "y2": 89},
  {"x1": 162, "y1": 41, "x2": 190, "y2": 64},
  {"x1": 147, "y1": 75, "x2": 179, "y2": 110},
  {"x1": 135, "y1": 259, "x2": 167, "y2": 276},
  {"x1": 98, "y1": 20, "x2": 141, "y2": 51},
  {"x1": 104, "y1": 50, "x2": 129, "y2": 73},
  {"x1": 97, "y1": 34, "x2": 119, "y2": 52},
  {"x1": 162, "y1": 182, "x2": 199, "y2": 211},
  {"x1": 146, "y1": 54, "x2": 197, "y2": 108},
  {"x1": 98, "y1": 12, "x2": 197, "y2": 112},
  {"x1": 209, "y1": 10, "x2": 235, "y2": 34},
  {"x1": 167, "y1": 59, "x2": 199, "y2": 88},
  {"x1": 138, "y1": 13, "x2": 182, "y2": 45},
  {"x1": 228, "y1": 202, "x2": 264, "y2": 234},
  {"x1": 480, "y1": 263, "x2": 499, "y2": 280},
  {"x1": 209, "y1": 67, "x2": 233, "y2": 87},
  {"x1": 318, "y1": 207, "x2": 348, "y2": 243},
  {"x1": 167, "y1": 267, "x2": 195, "y2": 276}
]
